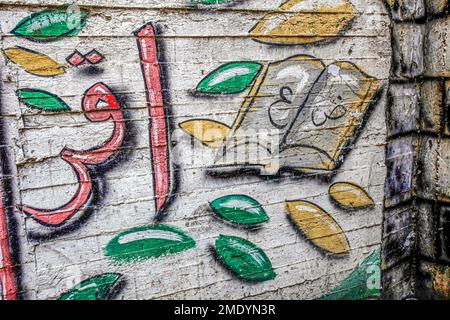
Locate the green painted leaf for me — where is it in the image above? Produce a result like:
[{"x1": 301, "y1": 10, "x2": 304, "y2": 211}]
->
[
  {"x1": 17, "y1": 89, "x2": 71, "y2": 112},
  {"x1": 210, "y1": 195, "x2": 269, "y2": 225},
  {"x1": 319, "y1": 249, "x2": 381, "y2": 300},
  {"x1": 105, "y1": 225, "x2": 196, "y2": 263},
  {"x1": 11, "y1": 8, "x2": 88, "y2": 42},
  {"x1": 215, "y1": 235, "x2": 276, "y2": 282},
  {"x1": 59, "y1": 273, "x2": 122, "y2": 300},
  {"x1": 196, "y1": 62, "x2": 262, "y2": 94}
]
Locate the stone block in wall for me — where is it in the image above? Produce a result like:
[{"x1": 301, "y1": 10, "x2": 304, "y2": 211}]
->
[
  {"x1": 392, "y1": 0, "x2": 426, "y2": 21},
  {"x1": 416, "y1": 202, "x2": 450, "y2": 263},
  {"x1": 445, "y1": 80, "x2": 450, "y2": 135},
  {"x1": 393, "y1": 23, "x2": 425, "y2": 79},
  {"x1": 382, "y1": 259, "x2": 415, "y2": 300},
  {"x1": 416, "y1": 136, "x2": 439, "y2": 200},
  {"x1": 424, "y1": 17, "x2": 450, "y2": 77},
  {"x1": 388, "y1": 83, "x2": 420, "y2": 136},
  {"x1": 416, "y1": 137, "x2": 450, "y2": 204},
  {"x1": 415, "y1": 137, "x2": 450, "y2": 203},
  {"x1": 437, "y1": 205, "x2": 450, "y2": 262},
  {"x1": 416, "y1": 261, "x2": 450, "y2": 299},
  {"x1": 417, "y1": 201, "x2": 438, "y2": 260},
  {"x1": 388, "y1": 81, "x2": 443, "y2": 136},
  {"x1": 435, "y1": 138, "x2": 450, "y2": 202},
  {"x1": 420, "y1": 80, "x2": 443, "y2": 134},
  {"x1": 382, "y1": 206, "x2": 415, "y2": 269},
  {"x1": 385, "y1": 136, "x2": 418, "y2": 208},
  {"x1": 426, "y1": 0, "x2": 449, "y2": 16}
]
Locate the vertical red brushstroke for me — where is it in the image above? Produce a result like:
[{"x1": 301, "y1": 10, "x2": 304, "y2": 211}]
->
[
  {"x1": 0, "y1": 183, "x2": 18, "y2": 300},
  {"x1": 17, "y1": 83, "x2": 125, "y2": 227},
  {"x1": 135, "y1": 23, "x2": 173, "y2": 216}
]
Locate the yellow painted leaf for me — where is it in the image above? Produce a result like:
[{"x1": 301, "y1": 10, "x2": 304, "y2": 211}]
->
[
  {"x1": 2, "y1": 46, "x2": 66, "y2": 76},
  {"x1": 179, "y1": 119, "x2": 230, "y2": 148},
  {"x1": 250, "y1": 0, "x2": 356, "y2": 45},
  {"x1": 329, "y1": 182, "x2": 375, "y2": 209},
  {"x1": 286, "y1": 200, "x2": 350, "y2": 254}
]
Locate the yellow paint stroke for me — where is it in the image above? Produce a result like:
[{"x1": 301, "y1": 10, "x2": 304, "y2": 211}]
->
[
  {"x1": 328, "y1": 62, "x2": 380, "y2": 163},
  {"x1": 2, "y1": 47, "x2": 66, "y2": 76},
  {"x1": 250, "y1": 0, "x2": 356, "y2": 45},
  {"x1": 329, "y1": 182, "x2": 375, "y2": 209},
  {"x1": 179, "y1": 119, "x2": 231, "y2": 148},
  {"x1": 286, "y1": 200, "x2": 350, "y2": 255}
]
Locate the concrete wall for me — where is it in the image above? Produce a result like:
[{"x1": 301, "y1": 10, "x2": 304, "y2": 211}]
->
[{"x1": 1, "y1": 0, "x2": 392, "y2": 300}]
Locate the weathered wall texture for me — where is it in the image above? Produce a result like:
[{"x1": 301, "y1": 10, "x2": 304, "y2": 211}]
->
[
  {"x1": 0, "y1": 0, "x2": 396, "y2": 300},
  {"x1": 382, "y1": 0, "x2": 450, "y2": 300}
]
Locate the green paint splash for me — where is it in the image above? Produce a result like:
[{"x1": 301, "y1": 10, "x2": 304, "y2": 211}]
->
[
  {"x1": 215, "y1": 235, "x2": 276, "y2": 282},
  {"x1": 196, "y1": 62, "x2": 262, "y2": 94},
  {"x1": 210, "y1": 195, "x2": 269, "y2": 225},
  {"x1": 319, "y1": 249, "x2": 381, "y2": 300},
  {"x1": 59, "y1": 273, "x2": 122, "y2": 300},
  {"x1": 17, "y1": 89, "x2": 71, "y2": 112},
  {"x1": 11, "y1": 8, "x2": 88, "y2": 42},
  {"x1": 105, "y1": 225, "x2": 196, "y2": 263}
]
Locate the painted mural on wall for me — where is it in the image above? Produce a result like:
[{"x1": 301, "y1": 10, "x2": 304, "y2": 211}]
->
[
  {"x1": 0, "y1": 0, "x2": 391, "y2": 300},
  {"x1": 181, "y1": 55, "x2": 381, "y2": 175}
]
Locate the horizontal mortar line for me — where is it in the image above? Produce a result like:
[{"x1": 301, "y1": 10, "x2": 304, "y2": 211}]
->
[
  {"x1": 0, "y1": 33, "x2": 384, "y2": 40},
  {"x1": 119, "y1": 243, "x2": 383, "y2": 299},
  {"x1": 17, "y1": 166, "x2": 387, "y2": 199},
  {"x1": 17, "y1": 182, "x2": 387, "y2": 222},
  {"x1": 17, "y1": 118, "x2": 387, "y2": 135},
  {"x1": 4, "y1": 84, "x2": 388, "y2": 108},
  {"x1": 24, "y1": 216, "x2": 384, "y2": 256},
  {"x1": 28, "y1": 217, "x2": 383, "y2": 254},
  {"x1": 19, "y1": 197, "x2": 386, "y2": 228},
  {"x1": 18, "y1": 184, "x2": 386, "y2": 223},
  {"x1": 20, "y1": 183, "x2": 386, "y2": 234},
  {"x1": 269, "y1": 240, "x2": 382, "y2": 267},
  {"x1": 31, "y1": 234, "x2": 383, "y2": 277},
  {"x1": 15, "y1": 145, "x2": 149, "y2": 166},
  {"x1": 20, "y1": 177, "x2": 386, "y2": 225},
  {"x1": 16, "y1": 158, "x2": 387, "y2": 187},
  {"x1": 14, "y1": 134, "x2": 386, "y2": 166},
  {"x1": 14, "y1": 95, "x2": 387, "y2": 116},
  {"x1": 13, "y1": 97, "x2": 385, "y2": 118},
  {"x1": 0, "y1": 2, "x2": 391, "y2": 16},
  {"x1": 16, "y1": 151, "x2": 387, "y2": 192},
  {"x1": 16, "y1": 148, "x2": 387, "y2": 193},
  {"x1": 9, "y1": 97, "x2": 390, "y2": 121},
  {"x1": 15, "y1": 154, "x2": 386, "y2": 184},
  {"x1": 2, "y1": 79, "x2": 390, "y2": 108}
]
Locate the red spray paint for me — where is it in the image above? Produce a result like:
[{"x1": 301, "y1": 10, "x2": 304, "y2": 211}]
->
[
  {"x1": 135, "y1": 23, "x2": 174, "y2": 216},
  {"x1": 17, "y1": 83, "x2": 125, "y2": 227},
  {"x1": 0, "y1": 182, "x2": 18, "y2": 300}
]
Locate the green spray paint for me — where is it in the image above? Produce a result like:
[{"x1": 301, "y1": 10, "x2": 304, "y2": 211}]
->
[
  {"x1": 319, "y1": 249, "x2": 381, "y2": 300},
  {"x1": 17, "y1": 89, "x2": 71, "y2": 112},
  {"x1": 196, "y1": 62, "x2": 262, "y2": 94},
  {"x1": 59, "y1": 273, "x2": 122, "y2": 300},
  {"x1": 210, "y1": 195, "x2": 269, "y2": 225},
  {"x1": 11, "y1": 8, "x2": 88, "y2": 42},
  {"x1": 215, "y1": 235, "x2": 276, "y2": 282},
  {"x1": 105, "y1": 225, "x2": 196, "y2": 263}
]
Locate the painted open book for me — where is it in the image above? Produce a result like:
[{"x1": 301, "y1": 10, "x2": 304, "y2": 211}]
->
[{"x1": 181, "y1": 55, "x2": 381, "y2": 175}]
